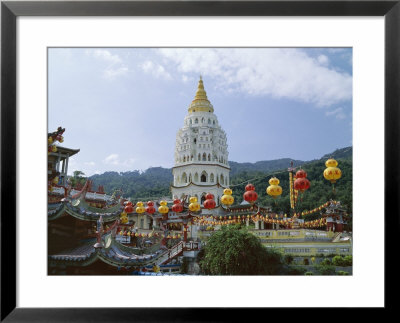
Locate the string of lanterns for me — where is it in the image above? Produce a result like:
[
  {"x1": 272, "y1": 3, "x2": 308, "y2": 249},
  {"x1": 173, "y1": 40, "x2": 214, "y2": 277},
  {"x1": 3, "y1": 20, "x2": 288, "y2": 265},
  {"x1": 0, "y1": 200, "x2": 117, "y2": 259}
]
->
[
  {"x1": 116, "y1": 159, "x2": 342, "y2": 230},
  {"x1": 109, "y1": 158, "x2": 342, "y2": 204},
  {"x1": 191, "y1": 213, "x2": 328, "y2": 229}
]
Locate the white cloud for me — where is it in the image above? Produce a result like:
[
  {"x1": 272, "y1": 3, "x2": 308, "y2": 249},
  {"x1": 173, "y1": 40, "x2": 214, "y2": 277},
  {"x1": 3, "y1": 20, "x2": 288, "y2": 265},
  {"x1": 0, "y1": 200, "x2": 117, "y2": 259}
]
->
[
  {"x1": 317, "y1": 54, "x2": 329, "y2": 66},
  {"x1": 326, "y1": 107, "x2": 346, "y2": 119},
  {"x1": 157, "y1": 48, "x2": 352, "y2": 107},
  {"x1": 103, "y1": 154, "x2": 135, "y2": 167},
  {"x1": 90, "y1": 49, "x2": 122, "y2": 64},
  {"x1": 103, "y1": 154, "x2": 120, "y2": 165},
  {"x1": 140, "y1": 60, "x2": 172, "y2": 80},
  {"x1": 85, "y1": 49, "x2": 128, "y2": 79},
  {"x1": 84, "y1": 161, "x2": 96, "y2": 166}
]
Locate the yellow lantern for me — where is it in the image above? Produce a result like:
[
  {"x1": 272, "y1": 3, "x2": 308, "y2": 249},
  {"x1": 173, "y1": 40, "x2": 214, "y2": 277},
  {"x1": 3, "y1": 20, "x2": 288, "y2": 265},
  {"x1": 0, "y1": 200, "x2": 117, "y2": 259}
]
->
[
  {"x1": 158, "y1": 200, "x2": 169, "y2": 214},
  {"x1": 266, "y1": 177, "x2": 282, "y2": 199},
  {"x1": 221, "y1": 188, "x2": 234, "y2": 206},
  {"x1": 136, "y1": 201, "x2": 145, "y2": 214},
  {"x1": 52, "y1": 145, "x2": 57, "y2": 152},
  {"x1": 323, "y1": 158, "x2": 342, "y2": 184},
  {"x1": 188, "y1": 196, "x2": 200, "y2": 212},
  {"x1": 48, "y1": 137, "x2": 53, "y2": 145}
]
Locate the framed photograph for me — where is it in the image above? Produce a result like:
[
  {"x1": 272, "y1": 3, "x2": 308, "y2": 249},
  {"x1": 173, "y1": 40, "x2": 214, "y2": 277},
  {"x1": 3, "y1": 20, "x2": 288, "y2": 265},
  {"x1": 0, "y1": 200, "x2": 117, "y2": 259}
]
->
[{"x1": 1, "y1": 0, "x2": 398, "y2": 320}]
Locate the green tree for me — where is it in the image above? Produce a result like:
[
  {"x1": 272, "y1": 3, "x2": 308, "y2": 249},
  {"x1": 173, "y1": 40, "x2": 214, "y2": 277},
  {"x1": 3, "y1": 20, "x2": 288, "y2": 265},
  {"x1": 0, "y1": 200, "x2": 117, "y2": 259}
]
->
[
  {"x1": 343, "y1": 255, "x2": 352, "y2": 266},
  {"x1": 199, "y1": 225, "x2": 284, "y2": 275},
  {"x1": 332, "y1": 255, "x2": 345, "y2": 266},
  {"x1": 69, "y1": 170, "x2": 86, "y2": 188}
]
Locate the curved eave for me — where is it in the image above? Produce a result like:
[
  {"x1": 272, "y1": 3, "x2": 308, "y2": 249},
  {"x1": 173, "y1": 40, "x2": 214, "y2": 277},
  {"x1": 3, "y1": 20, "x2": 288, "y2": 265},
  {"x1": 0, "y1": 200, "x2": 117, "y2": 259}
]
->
[{"x1": 48, "y1": 201, "x2": 122, "y2": 222}]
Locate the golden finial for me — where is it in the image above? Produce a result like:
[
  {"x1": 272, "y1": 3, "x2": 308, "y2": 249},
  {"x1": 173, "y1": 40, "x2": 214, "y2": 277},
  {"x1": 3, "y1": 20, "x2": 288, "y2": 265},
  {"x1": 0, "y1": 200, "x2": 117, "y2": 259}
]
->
[{"x1": 188, "y1": 76, "x2": 214, "y2": 113}]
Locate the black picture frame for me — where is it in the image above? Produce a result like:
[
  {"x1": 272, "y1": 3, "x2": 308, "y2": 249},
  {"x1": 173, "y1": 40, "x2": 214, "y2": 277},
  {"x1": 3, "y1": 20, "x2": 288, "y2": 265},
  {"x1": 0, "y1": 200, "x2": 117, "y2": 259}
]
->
[{"x1": 1, "y1": 0, "x2": 398, "y2": 321}]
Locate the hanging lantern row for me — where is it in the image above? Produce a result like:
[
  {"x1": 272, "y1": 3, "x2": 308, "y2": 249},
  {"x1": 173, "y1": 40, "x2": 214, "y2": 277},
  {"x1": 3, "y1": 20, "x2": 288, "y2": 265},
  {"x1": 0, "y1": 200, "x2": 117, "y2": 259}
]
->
[
  {"x1": 118, "y1": 230, "x2": 160, "y2": 238},
  {"x1": 300, "y1": 201, "x2": 332, "y2": 216}
]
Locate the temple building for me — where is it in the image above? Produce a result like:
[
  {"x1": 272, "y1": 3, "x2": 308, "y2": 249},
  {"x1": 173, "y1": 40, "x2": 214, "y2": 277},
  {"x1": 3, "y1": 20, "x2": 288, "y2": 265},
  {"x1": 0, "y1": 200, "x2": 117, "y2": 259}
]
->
[{"x1": 171, "y1": 77, "x2": 230, "y2": 205}]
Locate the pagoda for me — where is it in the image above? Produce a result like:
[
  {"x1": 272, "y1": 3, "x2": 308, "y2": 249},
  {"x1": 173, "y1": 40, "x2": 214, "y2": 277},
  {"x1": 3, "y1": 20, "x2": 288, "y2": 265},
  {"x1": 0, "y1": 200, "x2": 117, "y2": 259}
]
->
[{"x1": 171, "y1": 77, "x2": 230, "y2": 205}]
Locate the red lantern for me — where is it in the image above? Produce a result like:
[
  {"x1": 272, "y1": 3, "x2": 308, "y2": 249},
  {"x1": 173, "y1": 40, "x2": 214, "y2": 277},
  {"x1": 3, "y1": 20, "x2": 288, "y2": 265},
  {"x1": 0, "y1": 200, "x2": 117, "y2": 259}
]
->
[
  {"x1": 203, "y1": 199, "x2": 216, "y2": 210},
  {"x1": 295, "y1": 169, "x2": 307, "y2": 179},
  {"x1": 124, "y1": 205, "x2": 134, "y2": 213},
  {"x1": 173, "y1": 198, "x2": 181, "y2": 205},
  {"x1": 146, "y1": 205, "x2": 156, "y2": 214},
  {"x1": 172, "y1": 203, "x2": 183, "y2": 213},
  {"x1": 245, "y1": 183, "x2": 255, "y2": 191},
  {"x1": 147, "y1": 201, "x2": 154, "y2": 207},
  {"x1": 243, "y1": 189, "x2": 258, "y2": 203},
  {"x1": 293, "y1": 177, "x2": 310, "y2": 192},
  {"x1": 205, "y1": 193, "x2": 214, "y2": 200}
]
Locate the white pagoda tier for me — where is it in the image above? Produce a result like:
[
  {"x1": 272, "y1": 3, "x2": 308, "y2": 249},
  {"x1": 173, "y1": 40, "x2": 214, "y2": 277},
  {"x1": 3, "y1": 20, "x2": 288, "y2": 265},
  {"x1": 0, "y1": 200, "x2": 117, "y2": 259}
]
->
[{"x1": 171, "y1": 77, "x2": 230, "y2": 205}]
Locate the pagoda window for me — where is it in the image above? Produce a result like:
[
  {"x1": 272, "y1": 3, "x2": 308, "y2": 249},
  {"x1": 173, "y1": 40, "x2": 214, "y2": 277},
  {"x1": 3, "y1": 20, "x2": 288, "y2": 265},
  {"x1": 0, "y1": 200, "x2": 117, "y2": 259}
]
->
[
  {"x1": 208, "y1": 154, "x2": 211, "y2": 161},
  {"x1": 191, "y1": 155, "x2": 193, "y2": 161},
  {"x1": 201, "y1": 194, "x2": 206, "y2": 204},
  {"x1": 200, "y1": 137, "x2": 203, "y2": 141},
  {"x1": 202, "y1": 118, "x2": 205, "y2": 123},
  {"x1": 208, "y1": 119, "x2": 211, "y2": 124},
  {"x1": 198, "y1": 154, "x2": 201, "y2": 161},
  {"x1": 189, "y1": 174, "x2": 192, "y2": 182},
  {"x1": 202, "y1": 153, "x2": 207, "y2": 161},
  {"x1": 201, "y1": 175, "x2": 206, "y2": 183},
  {"x1": 213, "y1": 121, "x2": 215, "y2": 125},
  {"x1": 194, "y1": 138, "x2": 197, "y2": 144},
  {"x1": 194, "y1": 173, "x2": 199, "y2": 182},
  {"x1": 210, "y1": 173, "x2": 214, "y2": 183},
  {"x1": 182, "y1": 173, "x2": 187, "y2": 183},
  {"x1": 183, "y1": 156, "x2": 186, "y2": 162},
  {"x1": 195, "y1": 118, "x2": 198, "y2": 124},
  {"x1": 190, "y1": 119, "x2": 192, "y2": 125},
  {"x1": 220, "y1": 174, "x2": 224, "y2": 185}
]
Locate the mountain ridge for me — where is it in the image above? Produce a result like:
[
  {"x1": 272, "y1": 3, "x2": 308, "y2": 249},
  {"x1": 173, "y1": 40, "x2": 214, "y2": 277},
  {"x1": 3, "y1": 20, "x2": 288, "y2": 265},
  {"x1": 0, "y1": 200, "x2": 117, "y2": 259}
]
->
[{"x1": 89, "y1": 146, "x2": 352, "y2": 199}]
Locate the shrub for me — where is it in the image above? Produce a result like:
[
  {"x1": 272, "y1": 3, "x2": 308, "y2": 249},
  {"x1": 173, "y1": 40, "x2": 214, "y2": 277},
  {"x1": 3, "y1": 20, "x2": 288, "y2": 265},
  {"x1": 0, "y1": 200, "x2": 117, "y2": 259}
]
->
[
  {"x1": 285, "y1": 266, "x2": 307, "y2": 275},
  {"x1": 317, "y1": 265, "x2": 336, "y2": 275},
  {"x1": 337, "y1": 270, "x2": 349, "y2": 275},
  {"x1": 332, "y1": 255, "x2": 345, "y2": 266},
  {"x1": 343, "y1": 255, "x2": 352, "y2": 266},
  {"x1": 320, "y1": 258, "x2": 332, "y2": 266},
  {"x1": 304, "y1": 271, "x2": 314, "y2": 275},
  {"x1": 284, "y1": 255, "x2": 294, "y2": 265}
]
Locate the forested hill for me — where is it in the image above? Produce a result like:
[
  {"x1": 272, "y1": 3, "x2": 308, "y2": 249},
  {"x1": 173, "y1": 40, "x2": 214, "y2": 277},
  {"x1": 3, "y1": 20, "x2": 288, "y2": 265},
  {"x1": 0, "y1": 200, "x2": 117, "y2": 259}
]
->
[{"x1": 89, "y1": 146, "x2": 352, "y2": 212}]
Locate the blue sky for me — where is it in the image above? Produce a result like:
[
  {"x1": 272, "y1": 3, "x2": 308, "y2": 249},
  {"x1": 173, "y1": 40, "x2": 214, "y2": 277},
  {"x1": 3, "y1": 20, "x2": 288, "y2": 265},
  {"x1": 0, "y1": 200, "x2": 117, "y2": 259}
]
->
[{"x1": 48, "y1": 48, "x2": 352, "y2": 176}]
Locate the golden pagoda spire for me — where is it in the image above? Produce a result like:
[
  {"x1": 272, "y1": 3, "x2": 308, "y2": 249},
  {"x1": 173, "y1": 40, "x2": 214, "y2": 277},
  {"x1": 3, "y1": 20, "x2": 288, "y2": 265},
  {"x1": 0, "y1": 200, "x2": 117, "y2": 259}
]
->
[{"x1": 188, "y1": 76, "x2": 214, "y2": 113}]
